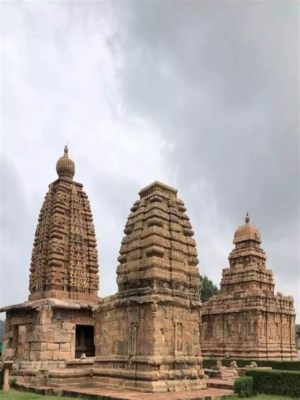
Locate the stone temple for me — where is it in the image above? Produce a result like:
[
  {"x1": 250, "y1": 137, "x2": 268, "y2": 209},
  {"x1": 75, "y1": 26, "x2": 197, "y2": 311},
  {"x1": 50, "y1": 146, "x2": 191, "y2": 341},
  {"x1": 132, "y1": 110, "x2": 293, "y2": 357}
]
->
[
  {"x1": 201, "y1": 213, "x2": 297, "y2": 360},
  {"x1": 94, "y1": 181, "x2": 206, "y2": 391},
  {"x1": 1, "y1": 147, "x2": 99, "y2": 362},
  {"x1": 0, "y1": 148, "x2": 206, "y2": 392}
]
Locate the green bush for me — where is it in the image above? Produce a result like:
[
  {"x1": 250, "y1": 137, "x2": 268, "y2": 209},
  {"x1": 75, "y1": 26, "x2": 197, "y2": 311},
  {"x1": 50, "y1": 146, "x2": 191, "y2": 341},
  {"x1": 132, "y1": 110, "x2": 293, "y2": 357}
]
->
[
  {"x1": 203, "y1": 358, "x2": 300, "y2": 371},
  {"x1": 246, "y1": 369, "x2": 300, "y2": 398},
  {"x1": 233, "y1": 376, "x2": 254, "y2": 397}
]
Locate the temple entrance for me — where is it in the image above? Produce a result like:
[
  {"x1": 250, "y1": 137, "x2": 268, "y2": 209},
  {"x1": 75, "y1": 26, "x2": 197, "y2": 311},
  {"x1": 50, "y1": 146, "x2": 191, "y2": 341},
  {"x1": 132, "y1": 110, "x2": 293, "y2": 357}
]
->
[{"x1": 75, "y1": 325, "x2": 95, "y2": 358}]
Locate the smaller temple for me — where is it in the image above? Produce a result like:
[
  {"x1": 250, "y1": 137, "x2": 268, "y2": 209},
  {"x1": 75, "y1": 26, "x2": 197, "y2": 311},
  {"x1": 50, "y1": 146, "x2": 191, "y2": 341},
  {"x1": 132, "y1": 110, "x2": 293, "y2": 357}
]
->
[
  {"x1": 201, "y1": 213, "x2": 297, "y2": 360},
  {"x1": 1, "y1": 147, "x2": 99, "y2": 364}
]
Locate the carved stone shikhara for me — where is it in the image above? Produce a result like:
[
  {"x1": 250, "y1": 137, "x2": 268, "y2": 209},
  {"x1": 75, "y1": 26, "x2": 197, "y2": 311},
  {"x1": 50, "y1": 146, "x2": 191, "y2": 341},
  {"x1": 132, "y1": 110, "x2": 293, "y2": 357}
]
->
[
  {"x1": 94, "y1": 181, "x2": 206, "y2": 391},
  {"x1": 201, "y1": 213, "x2": 297, "y2": 360},
  {"x1": 29, "y1": 146, "x2": 98, "y2": 302}
]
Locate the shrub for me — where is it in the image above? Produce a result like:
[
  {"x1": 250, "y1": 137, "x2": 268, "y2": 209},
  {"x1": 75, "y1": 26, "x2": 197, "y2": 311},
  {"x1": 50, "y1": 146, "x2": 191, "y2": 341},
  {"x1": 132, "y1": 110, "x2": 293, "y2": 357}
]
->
[
  {"x1": 246, "y1": 369, "x2": 300, "y2": 398},
  {"x1": 233, "y1": 376, "x2": 254, "y2": 398},
  {"x1": 9, "y1": 377, "x2": 17, "y2": 388}
]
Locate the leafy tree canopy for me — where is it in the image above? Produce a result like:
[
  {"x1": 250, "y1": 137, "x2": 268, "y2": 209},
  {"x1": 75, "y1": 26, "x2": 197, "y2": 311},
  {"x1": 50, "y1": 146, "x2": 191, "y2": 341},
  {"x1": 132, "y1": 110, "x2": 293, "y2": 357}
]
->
[{"x1": 200, "y1": 275, "x2": 220, "y2": 302}]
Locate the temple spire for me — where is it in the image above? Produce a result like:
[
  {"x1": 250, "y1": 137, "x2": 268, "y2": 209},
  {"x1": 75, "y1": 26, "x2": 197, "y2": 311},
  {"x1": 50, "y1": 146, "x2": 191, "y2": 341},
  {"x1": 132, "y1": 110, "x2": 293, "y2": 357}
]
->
[{"x1": 29, "y1": 148, "x2": 98, "y2": 301}]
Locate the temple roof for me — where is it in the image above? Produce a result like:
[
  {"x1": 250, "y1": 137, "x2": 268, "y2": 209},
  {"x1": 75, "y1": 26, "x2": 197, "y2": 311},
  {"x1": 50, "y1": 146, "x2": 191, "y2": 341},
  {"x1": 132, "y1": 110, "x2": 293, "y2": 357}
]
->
[
  {"x1": 139, "y1": 181, "x2": 178, "y2": 198},
  {"x1": 116, "y1": 181, "x2": 200, "y2": 302},
  {"x1": 233, "y1": 212, "x2": 261, "y2": 244}
]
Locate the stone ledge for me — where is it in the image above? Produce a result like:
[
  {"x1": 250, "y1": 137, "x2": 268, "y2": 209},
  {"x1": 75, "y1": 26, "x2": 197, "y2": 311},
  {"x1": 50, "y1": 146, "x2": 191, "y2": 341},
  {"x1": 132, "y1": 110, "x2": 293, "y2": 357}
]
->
[
  {"x1": 13, "y1": 382, "x2": 234, "y2": 399},
  {"x1": 0, "y1": 297, "x2": 95, "y2": 313}
]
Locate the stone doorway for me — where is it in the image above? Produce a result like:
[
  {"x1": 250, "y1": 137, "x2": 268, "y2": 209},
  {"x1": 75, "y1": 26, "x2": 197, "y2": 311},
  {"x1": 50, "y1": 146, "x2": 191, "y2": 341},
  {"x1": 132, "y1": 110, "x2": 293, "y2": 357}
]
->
[{"x1": 75, "y1": 325, "x2": 95, "y2": 358}]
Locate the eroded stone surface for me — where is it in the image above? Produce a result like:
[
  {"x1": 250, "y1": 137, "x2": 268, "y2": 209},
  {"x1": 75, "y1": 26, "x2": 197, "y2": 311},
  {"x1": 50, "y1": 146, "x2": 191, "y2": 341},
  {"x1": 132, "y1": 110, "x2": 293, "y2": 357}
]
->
[{"x1": 201, "y1": 213, "x2": 297, "y2": 360}]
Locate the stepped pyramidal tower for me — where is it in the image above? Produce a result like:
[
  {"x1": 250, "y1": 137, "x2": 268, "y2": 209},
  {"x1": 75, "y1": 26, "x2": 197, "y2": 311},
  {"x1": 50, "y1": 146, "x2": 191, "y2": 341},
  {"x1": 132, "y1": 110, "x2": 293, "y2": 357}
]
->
[
  {"x1": 94, "y1": 181, "x2": 206, "y2": 392},
  {"x1": 1, "y1": 147, "x2": 99, "y2": 363},
  {"x1": 201, "y1": 213, "x2": 297, "y2": 360}
]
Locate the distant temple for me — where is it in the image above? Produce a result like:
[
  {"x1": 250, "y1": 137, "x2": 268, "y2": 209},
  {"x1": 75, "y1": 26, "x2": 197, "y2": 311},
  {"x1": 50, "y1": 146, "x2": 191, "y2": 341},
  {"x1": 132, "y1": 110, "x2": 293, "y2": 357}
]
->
[{"x1": 201, "y1": 213, "x2": 297, "y2": 360}]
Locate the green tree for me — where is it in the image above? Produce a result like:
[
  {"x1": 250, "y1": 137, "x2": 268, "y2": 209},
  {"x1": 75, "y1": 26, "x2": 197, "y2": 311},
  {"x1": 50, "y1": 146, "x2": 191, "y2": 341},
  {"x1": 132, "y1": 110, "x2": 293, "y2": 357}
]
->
[
  {"x1": 200, "y1": 275, "x2": 219, "y2": 302},
  {"x1": 0, "y1": 319, "x2": 4, "y2": 341}
]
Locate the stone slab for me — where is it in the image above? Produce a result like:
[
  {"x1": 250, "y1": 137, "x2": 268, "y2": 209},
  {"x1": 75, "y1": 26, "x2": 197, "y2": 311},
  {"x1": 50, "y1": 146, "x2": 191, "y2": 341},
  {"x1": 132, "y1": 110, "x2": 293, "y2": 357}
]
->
[{"x1": 15, "y1": 383, "x2": 234, "y2": 400}]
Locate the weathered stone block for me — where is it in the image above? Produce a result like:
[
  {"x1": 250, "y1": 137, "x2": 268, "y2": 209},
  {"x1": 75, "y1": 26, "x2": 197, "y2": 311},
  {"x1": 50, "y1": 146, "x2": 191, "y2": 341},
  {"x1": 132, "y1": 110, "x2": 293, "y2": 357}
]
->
[
  {"x1": 59, "y1": 343, "x2": 71, "y2": 352},
  {"x1": 47, "y1": 343, "x2": 60, "y2": 351},
  {"x1": 54, "y1": 330, "x2": 68, "y2": 344}
]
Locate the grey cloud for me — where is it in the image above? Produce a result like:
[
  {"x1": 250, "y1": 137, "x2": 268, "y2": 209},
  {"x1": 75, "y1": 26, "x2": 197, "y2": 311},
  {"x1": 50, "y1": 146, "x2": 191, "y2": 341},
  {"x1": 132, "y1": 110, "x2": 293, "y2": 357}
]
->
[
  {"x1": 0, "y1": 157, "x2": 35, "y2": 306},
  {"x1": 0, "y1": 1, "x2": 299, "y2": 321},
  {"x1": 111, "y1": 0, "x2": 300, "y2": 313}
]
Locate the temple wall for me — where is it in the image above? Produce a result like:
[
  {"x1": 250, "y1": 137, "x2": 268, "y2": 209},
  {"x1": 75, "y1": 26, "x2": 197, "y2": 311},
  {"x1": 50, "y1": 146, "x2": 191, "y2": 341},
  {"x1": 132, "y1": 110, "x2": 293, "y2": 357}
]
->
[
  {"x1": 94, "y1": 295, "x2": 205, "y2": 392},
  {"x1": 3, "y1": 305, "x2": 94, "y2": 362},
  {"x1": 95, "y1": 298, "x2": 154, "y2": 360},
  {"x1": 202, "y1": 308, "x2": 297, "y2": 360},
  {"x1": 95, "y1": 299, "x2": 201, "y2": 360}
]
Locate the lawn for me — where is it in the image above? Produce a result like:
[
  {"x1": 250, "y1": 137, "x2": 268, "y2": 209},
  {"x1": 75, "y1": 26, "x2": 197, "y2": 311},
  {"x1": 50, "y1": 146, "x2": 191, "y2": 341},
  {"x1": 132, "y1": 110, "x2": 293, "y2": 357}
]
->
[
  {"x1": 226, "y1": 395, "x2": 297, "y2": 400},
  {"x1": 0, "y1": 390, "x2": 298, "y2": 400},
  {"x1": 0, "y1": 389, "x2": 82, "y2": 399}
]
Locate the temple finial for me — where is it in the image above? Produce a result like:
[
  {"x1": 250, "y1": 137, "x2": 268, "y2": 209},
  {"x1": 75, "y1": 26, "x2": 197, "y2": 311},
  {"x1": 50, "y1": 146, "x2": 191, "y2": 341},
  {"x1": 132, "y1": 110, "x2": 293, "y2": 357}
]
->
[
  {"x1": 64, "y1": 145, "x2": 68, "y2": 157},
  {"x1": 245, "y1": 212, "x2": 250, "y2": 224},
  {"x1": 56, "y1": 146, "x2": 75, "y2": 179}
]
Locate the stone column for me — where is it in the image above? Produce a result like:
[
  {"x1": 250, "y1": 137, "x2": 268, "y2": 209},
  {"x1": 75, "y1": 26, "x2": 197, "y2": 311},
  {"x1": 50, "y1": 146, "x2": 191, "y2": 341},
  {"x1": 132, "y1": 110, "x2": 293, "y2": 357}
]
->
[{"x1": 1, "y1": 361, "x2": 13, "y2": 392}]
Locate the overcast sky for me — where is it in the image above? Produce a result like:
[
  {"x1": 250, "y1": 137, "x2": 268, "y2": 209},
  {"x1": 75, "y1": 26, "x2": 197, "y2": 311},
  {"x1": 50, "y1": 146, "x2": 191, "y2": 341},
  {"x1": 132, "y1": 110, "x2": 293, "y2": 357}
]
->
[{"x1": 0, "y1": 1, "x2": 299, "y2": 322}]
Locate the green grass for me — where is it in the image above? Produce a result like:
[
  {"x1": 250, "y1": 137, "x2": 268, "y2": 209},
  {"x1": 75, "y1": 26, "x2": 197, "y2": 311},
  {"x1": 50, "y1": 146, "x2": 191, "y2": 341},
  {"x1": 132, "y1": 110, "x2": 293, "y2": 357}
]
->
[
  {"x1": 0, "y1": 389, "x2": 82, "y2": 399},
  {"x1": 0, "y1": 390, "x2": 298, "y2": 400},
  {"x1": 226, "y1": 395, "x2": 297, "y2": 400}
]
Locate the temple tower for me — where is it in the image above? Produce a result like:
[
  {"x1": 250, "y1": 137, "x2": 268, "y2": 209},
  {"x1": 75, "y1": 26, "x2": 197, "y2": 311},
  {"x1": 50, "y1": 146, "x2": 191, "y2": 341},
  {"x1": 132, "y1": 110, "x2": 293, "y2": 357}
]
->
[
  {"x1": 201, "y1": 214, "x2": 297, "y2": 360},
  {"x1": 1, "y1": 148, "x2": 99, "y2": 363},
  {"x1": 94, "y1": 181, "x2": 206, "y2": 392},
  {"x1": 29, "y1": 146, "x2": 99, "y2": 302}
]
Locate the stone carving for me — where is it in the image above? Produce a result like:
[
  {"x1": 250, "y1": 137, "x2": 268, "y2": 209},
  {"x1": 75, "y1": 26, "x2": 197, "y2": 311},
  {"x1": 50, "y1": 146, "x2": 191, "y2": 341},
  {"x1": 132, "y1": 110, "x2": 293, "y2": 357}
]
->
[
  {"x1": 29, "y1": 146, "x2": 99, "y2": 302},
  {"x1": 95, "y1": 181, "x2": 206, "y2": 392},
  {"x1": 201, "y1": 213, "x2": 297, "y2": 360}
]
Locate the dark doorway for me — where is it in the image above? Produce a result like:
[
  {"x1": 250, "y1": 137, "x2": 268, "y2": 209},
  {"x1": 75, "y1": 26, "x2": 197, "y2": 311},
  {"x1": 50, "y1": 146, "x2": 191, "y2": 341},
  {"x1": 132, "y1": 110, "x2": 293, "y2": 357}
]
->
[{"x1": 75, "y1": 325, "x2": 95, "y2": 358}]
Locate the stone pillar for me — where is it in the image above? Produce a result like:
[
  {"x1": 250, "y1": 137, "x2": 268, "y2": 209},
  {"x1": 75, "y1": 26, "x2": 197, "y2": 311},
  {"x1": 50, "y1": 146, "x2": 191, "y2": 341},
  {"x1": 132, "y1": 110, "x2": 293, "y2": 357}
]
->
[{"x1": 1, "y1": 361, "x2": 13, "y2": 392}]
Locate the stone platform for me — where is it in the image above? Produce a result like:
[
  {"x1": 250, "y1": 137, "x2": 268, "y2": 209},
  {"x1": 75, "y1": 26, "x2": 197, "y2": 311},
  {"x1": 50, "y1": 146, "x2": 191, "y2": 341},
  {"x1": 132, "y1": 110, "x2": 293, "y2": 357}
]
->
[{"x1": 15, "y1": 382, "x2": 234, "y2": 400}]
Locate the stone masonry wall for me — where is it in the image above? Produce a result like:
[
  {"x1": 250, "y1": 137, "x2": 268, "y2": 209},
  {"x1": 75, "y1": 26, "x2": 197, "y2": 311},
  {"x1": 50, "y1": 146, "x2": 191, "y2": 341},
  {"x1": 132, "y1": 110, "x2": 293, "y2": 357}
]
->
[{"x1": 3, "y1": 303, "x2": 94, "y2": 362}]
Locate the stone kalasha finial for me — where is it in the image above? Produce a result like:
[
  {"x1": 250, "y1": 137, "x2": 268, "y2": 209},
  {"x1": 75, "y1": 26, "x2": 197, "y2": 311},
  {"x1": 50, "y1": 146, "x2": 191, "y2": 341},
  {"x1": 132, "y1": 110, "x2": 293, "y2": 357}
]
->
[
  {"x1": 64, "y1": 145, "x2": 68, "y2": 156},
  {"x1": 56, "y1": 145, "x2": 75, "y2": 179},
  {"x1": 245, "y1": 212, "x2": 250, "y2": 224}
]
